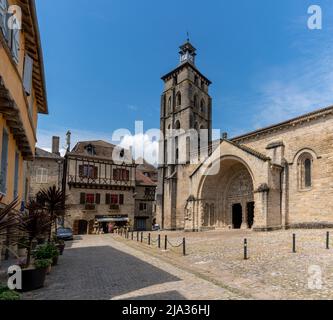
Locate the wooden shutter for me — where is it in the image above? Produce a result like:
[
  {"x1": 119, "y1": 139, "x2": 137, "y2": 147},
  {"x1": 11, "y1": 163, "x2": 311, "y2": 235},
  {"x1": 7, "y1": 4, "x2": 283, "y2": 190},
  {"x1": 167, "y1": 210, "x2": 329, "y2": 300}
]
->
[
  {"x1": 95, "y1": 193, "x2": 100, "y2": 204},
  {"x1": 11, "y1": 28, "x2": 20, "y2": 63},
  {"x1": 119, "y1": 194, "x2": 124, "y2": 205},
  {"x1": 105, "y1": 194, "x2": 110, "y2": 205},
  {"x1": 94, "y1": 166, "x2": 98, "y2": 179},
  {"x1": 23, "y1": 54, "x2": 33, "y2": 96},
  {"x1": 0, "y1": 0, "x2": 8, "y2": 38},
  {"x1": 13, "y1": 151, "x2": 19, "y2": 198},
  {"x1": 80, "y1": 193, "x2": 86, "y2": 204}
]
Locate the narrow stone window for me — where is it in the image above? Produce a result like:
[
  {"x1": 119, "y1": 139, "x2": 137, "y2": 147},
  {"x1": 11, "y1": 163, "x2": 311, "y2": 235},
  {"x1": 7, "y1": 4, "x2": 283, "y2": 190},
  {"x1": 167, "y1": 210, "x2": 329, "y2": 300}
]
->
[
  {"x1": 176, "y1": 92, "x2": 182, "y2": 107},
  {"x1": 298, "y1": 152, "x2": 313, "y2": 190}
]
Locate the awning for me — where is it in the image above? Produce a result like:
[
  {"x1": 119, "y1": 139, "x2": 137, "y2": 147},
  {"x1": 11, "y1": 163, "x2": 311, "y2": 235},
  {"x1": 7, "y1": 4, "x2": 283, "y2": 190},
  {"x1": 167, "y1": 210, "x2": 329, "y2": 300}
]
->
[{"x1": 96, "y1": 218, "x2": 129, "y2": 223}]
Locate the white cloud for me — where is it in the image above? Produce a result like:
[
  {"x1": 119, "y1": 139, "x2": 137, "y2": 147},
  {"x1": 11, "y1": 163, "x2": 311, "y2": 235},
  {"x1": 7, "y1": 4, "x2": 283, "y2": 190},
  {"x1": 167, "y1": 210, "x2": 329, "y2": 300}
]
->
[{"x1": 37, "y1": 127, "x2": 159, "y2": 165}]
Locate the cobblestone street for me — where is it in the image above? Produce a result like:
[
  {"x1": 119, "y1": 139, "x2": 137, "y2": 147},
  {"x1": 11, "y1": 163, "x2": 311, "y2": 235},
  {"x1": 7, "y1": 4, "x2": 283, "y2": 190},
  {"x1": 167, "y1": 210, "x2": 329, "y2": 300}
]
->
[
  {"x1": 116, "y1": 229, "x2": 333, "y2": 300},
  {"x1": 22, "y1": 235, "x2": 244, "y2": 300},
  {"x1": 21, "y1": 229, "x2": 333, "y2": 300}
]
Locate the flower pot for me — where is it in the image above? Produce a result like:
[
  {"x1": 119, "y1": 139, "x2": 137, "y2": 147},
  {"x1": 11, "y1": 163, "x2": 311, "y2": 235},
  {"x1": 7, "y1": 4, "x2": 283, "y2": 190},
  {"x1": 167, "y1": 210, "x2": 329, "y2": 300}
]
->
[
  {"x1": 19, "y1": 268, "x2": 47, "y2": 292},
  {"x1": 56, "y1": 244, "x2": 65, "y2": 256},
  {"x1": 51, "y1": 255, "x2": 59, "y2": 266}
]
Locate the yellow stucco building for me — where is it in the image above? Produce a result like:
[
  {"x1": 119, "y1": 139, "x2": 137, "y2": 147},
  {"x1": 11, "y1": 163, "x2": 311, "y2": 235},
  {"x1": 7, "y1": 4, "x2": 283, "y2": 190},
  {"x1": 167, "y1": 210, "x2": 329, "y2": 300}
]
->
[{"x1": 0, "y1": 0, "x2": 47, "y2": 206}]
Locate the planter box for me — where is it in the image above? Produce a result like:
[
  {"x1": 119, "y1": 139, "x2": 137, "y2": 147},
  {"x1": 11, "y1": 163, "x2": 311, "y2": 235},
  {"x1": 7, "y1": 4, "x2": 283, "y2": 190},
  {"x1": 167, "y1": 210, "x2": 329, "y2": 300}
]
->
[{"x1": 18, "y1": 268, "x2": 47, "y2": 292}]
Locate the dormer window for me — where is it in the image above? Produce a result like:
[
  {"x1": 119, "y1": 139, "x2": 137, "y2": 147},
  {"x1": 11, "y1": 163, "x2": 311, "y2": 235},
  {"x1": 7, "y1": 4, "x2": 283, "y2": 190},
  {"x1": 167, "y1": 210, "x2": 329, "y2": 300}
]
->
[{"x1": 85, "y1": 144, "x2": 96, "y2": 156}]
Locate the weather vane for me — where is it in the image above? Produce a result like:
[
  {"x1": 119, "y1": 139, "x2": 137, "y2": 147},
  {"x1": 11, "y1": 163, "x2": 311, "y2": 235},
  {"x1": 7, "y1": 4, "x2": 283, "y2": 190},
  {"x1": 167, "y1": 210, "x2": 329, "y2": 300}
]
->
[{"x1": 186, "y1": 31, "x2": 190, "y2": 42}]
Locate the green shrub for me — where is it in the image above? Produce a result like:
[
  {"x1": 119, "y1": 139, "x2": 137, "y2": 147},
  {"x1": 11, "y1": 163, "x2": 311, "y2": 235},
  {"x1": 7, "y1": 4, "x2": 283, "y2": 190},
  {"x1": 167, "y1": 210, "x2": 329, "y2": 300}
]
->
[
  {"x1": 34, "y1": 258, "x2": 52, "y2": 270},
  {"x1": 33, "y1": 243, "x2": 59, "y2": 260}
]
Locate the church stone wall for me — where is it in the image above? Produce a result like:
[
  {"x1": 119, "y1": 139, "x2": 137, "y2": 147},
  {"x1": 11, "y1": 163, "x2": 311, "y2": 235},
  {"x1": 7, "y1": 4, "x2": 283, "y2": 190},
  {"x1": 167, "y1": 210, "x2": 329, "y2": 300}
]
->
[{"x1": 235, "y1": 114, "x2": 333, "y2": 227}]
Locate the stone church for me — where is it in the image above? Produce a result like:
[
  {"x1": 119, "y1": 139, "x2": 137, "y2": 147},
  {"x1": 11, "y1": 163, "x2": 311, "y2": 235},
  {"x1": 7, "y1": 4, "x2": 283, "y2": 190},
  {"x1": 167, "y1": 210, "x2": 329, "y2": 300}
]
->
[{"x1": 156, "y1": 40, "x2": 333, "y2": 232}]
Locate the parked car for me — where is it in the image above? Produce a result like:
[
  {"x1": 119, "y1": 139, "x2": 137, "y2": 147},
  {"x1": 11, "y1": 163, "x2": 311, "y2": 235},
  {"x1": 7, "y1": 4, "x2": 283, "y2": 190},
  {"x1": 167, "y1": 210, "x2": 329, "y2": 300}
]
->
[
  {"x1": 152, "y1": 224, "x2": 161, "y2": 231},
  {"x1": 57, "y1": 228, "x2": 74, "y2": 241}
]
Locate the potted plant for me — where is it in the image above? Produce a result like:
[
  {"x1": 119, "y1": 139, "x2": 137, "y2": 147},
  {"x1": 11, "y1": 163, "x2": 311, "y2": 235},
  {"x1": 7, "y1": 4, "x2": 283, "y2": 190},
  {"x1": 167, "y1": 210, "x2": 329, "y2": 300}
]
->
[
  {"x1": 34, "y1": 259, "x2": 52, "y2": 275},
  {"x1": 56, "y1": 239, "x2": 65, "y2": 255},
  {"x1": 18, "y1": 200, "x2": 52, "y2": 292},
  {"x1": 33, "y1": 243, "x2": 59, "y2": 267}
]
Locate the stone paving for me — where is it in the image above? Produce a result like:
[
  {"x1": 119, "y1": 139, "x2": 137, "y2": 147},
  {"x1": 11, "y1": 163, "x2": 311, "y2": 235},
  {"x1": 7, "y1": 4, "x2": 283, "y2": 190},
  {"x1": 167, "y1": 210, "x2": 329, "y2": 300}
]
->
[
  {"x1": 21, "y1": 235, "x2": 244, "y2": 300},
  {"x1": 116, "y1": 229, "x2": 333, "y2": 300}
]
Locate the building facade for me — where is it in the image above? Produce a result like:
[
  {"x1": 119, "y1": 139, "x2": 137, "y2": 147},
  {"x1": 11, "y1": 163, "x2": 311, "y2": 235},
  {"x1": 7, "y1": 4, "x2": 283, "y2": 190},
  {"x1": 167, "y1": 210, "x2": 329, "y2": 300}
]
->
[
  {"x1": 28, "y1": 137, "x2": 63, "y2": 199},
  {"x1": 157, "y1": 41, "x2": 333, "y2": 232},
  {"x1": 64, "y1": 140, "x2": 137, "y2": 235},
  {"x1": 0, "y1": 0, "x2": 48, "y2": 207},
  {"x1": 135, "y1": 170, "x2": 157, "y2": 231}
]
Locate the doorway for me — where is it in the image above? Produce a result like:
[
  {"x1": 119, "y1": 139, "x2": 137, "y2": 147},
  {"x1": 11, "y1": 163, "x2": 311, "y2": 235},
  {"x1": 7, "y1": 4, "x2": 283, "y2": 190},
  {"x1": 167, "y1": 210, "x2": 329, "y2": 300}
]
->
[
  {"x1": 247, "y1": 202, "x2": 255, "y2": 229},
  {"x1": 232, "y1": 204, "x2": 243, "y2": 229},
  {"x1": 78, "y1": 220, "x2": 88, "y2": 235}
]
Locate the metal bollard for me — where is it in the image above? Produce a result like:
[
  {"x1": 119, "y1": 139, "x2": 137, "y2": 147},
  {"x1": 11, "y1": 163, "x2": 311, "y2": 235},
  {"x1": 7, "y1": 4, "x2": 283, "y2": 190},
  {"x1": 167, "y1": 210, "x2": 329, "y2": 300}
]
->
[
  {"x1": 148, "y1": 233, "x2": 151, "y2": 246},
  {"x1": 244, "y1": 239, "x2": 248, "y2": 260},
  {"x1": 131, "y1": 231, "x2": 134, "y2": 241},
  {"x1": 158, "y1": 235, "x2": 161, "y2": 249},
  {"x1": 327, "y1": 232, "x2": 330, "y2": 250},
  {"x1": 141, "y1": 232, "x2": 143, "y2": 243},
  {"x1": 137, "y1": 232, "x2": 139, "y2": 242},
  {"x1": 292, "y1": 234, "x2": 296, "y2": 253},
  {"x1": 183, "y1": 238, "x2": 186, "y2": 256},
  {"x1": 165, "y1": 235, "x2": 168, "y2": 250}
]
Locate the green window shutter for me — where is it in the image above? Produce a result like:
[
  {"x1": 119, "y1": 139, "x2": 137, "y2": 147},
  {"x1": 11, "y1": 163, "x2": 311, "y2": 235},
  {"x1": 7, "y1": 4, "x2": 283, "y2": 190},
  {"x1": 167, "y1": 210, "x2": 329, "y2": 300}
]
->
[
  {"x1": 80, "y1": 193, "x2": 86, "y2": 204},
  {"x1": 23, "y1": 54, "x2": 33, "y2": 96},
  {"x1": 119, "y1": 194, "x2": 124, "y2": 205},
  {"x1": 105, "y1": 194, "x2": 110, "y2": 205},
  {"x1": 95, "y1": 193, "x2": 100, "y2": 204}
]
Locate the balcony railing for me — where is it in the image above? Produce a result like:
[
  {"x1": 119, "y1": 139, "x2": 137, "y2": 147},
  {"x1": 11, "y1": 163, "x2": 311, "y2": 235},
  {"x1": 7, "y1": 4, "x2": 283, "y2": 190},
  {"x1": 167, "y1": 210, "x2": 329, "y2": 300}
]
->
[{"x1": 68, "y1": 175, "x2": 135, "y2": 188}]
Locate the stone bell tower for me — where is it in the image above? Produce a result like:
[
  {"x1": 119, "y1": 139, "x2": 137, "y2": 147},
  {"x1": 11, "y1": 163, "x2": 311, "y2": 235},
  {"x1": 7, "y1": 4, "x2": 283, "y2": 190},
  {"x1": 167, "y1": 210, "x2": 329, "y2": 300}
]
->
[{"x1": 156, "y1": 39, "x2": 212, "y2": 230}]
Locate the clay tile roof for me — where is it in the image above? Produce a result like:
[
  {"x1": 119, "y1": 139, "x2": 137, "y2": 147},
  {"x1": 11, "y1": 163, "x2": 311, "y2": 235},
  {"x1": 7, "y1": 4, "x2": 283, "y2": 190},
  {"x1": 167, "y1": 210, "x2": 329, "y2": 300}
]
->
[
  {"x1": 35, "y1": 147, "x2": 62, "y2": 160},
  {"x1": 136, "y1": 170, "x2": 157, "y2": 186}
]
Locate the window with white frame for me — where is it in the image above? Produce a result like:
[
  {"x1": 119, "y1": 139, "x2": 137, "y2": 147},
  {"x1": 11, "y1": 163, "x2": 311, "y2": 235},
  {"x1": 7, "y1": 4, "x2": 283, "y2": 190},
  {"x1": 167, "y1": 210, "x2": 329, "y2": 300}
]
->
[{"x1": 36, "y1": 168, "x2": 48, "y2": 184}]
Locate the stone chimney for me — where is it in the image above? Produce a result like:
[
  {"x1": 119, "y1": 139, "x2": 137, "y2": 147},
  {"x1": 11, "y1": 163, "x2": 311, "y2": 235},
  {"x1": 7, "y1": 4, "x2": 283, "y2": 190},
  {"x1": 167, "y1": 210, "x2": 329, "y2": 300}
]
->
[{"x1": 52, "y1": 136, "x2": 60, "y2": 156}]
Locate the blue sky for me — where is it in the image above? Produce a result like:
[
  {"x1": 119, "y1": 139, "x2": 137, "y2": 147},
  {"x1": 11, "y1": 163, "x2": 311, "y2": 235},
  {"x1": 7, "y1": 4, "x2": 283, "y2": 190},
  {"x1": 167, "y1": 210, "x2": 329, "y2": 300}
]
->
[{"x1": 36, "y1": 0, "x2": 333, "y2": 153}]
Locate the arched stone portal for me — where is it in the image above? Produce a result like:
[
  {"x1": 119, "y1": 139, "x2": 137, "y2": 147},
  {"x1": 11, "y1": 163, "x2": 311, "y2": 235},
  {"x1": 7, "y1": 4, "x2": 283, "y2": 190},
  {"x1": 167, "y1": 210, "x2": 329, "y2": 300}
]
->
[{"x1": 199, "y1": 158, "x2": 255, "y2": 229}]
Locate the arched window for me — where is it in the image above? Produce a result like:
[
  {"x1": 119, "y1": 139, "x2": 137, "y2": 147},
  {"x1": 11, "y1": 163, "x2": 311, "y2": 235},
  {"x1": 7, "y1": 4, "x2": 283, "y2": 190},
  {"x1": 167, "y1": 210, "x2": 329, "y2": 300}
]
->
[
  {"x1": 175, "y1": 120, "x2": 181, "y2": 130},
  {"x1": 304, "y1": 158, "x2": 312, "y2": 188},
  {"x1": 176, "y1": 92, "x2": 181, "y2": 107},
  {"x1": 168, "y1": 96, "x2": 172, "y2": 113},
  {"x1": 298, "y1": 152, "x2": 313, "y2": 190},
  {"x1": 200, "y1": 99, "x2": 206, "y2": 113}
]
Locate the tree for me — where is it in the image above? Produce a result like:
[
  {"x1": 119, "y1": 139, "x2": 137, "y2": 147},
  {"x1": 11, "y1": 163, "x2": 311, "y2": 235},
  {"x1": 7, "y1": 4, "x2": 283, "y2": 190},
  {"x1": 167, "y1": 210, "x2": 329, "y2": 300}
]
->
[
  {"x1": 20, "y1": 200, "x2": 52, "y2": 267},
  {"x1": 37, "y1": 186, "x2": 66, "y2": 240}
]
